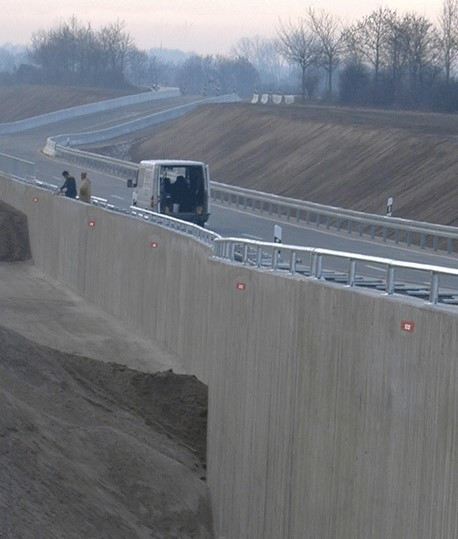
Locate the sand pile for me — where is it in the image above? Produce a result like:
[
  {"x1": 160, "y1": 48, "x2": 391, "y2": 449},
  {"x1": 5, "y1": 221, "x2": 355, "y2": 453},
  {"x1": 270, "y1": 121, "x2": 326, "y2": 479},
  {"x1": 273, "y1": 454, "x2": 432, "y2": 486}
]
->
[
  {"x1": 0, "y1": 201, "x2": 31, "y2": 261},
  {"x1": 0, "y1": 202, "x2": 213, "y2": 538}
]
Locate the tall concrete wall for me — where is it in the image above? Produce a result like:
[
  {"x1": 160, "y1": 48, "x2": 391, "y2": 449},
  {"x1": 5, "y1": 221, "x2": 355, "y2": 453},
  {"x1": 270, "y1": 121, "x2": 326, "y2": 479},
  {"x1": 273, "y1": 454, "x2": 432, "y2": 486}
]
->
[{"x1": 1, "y1": 175, "x2": 456, "y2": 539}]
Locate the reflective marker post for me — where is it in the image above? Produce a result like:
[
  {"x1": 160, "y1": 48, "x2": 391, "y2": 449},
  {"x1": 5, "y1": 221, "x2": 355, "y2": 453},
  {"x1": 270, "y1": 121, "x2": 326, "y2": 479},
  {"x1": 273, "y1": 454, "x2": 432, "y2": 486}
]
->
[
  {"x1": 274, "y1": 224, "x2": 282, "y2": 268},
  {"x1": 387, "y1": 197, "x2": 393, "y2": 217}
]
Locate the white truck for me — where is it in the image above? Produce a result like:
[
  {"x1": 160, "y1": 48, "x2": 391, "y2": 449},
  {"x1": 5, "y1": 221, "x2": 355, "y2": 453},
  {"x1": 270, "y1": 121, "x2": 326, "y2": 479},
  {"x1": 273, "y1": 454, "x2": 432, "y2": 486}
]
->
[{"x1": 127, "y1": 159, "x2": 211, "y2": 227}]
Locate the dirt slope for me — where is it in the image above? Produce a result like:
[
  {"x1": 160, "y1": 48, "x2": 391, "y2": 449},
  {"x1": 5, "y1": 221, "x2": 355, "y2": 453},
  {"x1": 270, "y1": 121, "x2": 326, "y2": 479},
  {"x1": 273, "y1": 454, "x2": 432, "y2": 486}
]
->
[
  {"x1": 0, "y1": 189, "x2": 212, "y2": 538},
  {"x1": 130, "y1": 103, "x2": 458, "y2": 226},
  {"x1": 0, "y1": 85, "x2": 140, "y2": 122},
  {"x1": 0, "y1": 326, "x2": 212, "y2": 538}
]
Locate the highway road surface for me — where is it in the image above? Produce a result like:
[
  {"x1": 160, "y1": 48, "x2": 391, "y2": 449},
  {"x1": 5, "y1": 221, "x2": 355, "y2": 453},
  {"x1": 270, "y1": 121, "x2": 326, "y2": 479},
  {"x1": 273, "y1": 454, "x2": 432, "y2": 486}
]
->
[{"x1": 1, "y1": 96, "x2": 457, "y2": 296}]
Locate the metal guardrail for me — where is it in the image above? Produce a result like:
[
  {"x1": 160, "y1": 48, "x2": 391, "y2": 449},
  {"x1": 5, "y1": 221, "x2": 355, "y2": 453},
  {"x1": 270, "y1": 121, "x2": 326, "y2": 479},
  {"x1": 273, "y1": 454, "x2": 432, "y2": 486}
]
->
[
  {"x1": 129, "y1": 206, "x2": 221, "y2": 245},
  {"x1": 0, "y1": 166, "x2": 219, "y2": 247},
  {"x1": 0, "y1": 88, "x2": 181, "y2": 135},
  {"x1": 214, "y1": 237, "x2": 458, "y2": 305},
  {"x1": 52, "y1": 146, "x2": 139, "y2": 179},
  {"x1": 1, "y1": 97, "x2": 457, "y2": 308},
  {"x1": 1, "y1": 168, "x2": 457, "y2": 307},
  {"x1": 43, "y1": 93, "x2": 242, "y2": 157},
  {"x1": 0, "y1": 152, "x2": 35, "y2": 180},
  {"x1": 32, "y1": 93, "x2": 456, "y2": 257},
  {"x1": 210, "y1": 182, "x2": 458, "y2": 255}
]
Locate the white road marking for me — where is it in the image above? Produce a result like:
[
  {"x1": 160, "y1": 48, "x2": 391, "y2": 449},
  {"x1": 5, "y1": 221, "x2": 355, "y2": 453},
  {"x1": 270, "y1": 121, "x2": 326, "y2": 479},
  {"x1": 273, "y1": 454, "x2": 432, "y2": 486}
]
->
[
  {"x1": 211, "y1": 202, "x2": 458, "y2": 264},
  {"x1": 240, "y1": 233, "x2": 264, "y2": 240},
  {"x1": 365, "y1": 265, "x2": 385, "y2": 272},
  {"x1": 110, "y1": 195, "x2": 124, "y2": 200}
]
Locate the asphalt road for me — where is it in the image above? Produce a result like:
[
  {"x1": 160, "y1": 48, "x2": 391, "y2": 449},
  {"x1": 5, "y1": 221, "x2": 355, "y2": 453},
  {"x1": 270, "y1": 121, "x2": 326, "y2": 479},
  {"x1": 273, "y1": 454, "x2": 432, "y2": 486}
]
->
[{"x1": 1, "y1": 97, "x2": 457, "y2": 295}]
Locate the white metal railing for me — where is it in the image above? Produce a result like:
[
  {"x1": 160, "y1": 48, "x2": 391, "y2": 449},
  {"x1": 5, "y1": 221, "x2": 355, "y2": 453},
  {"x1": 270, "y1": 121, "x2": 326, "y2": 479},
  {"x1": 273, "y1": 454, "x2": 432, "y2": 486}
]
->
[
  {"x1": 213, "y1": 237, "x2": 458, "y2": 306},
  {"x1": 1, "y1": 170, "x2": 457, "y2": 307},
  {"x1": 210, "y1": 182, "x2": 458, "y2": 254},
  {"x1": 0, "y1": 152, "x2": 35, "y2": 181},
  {"x1": 129, "y1": 206, "x2": 221, "y2": 245},
  {"x1": 52, "y1": 146, "x2": 139, "y2": 179}
]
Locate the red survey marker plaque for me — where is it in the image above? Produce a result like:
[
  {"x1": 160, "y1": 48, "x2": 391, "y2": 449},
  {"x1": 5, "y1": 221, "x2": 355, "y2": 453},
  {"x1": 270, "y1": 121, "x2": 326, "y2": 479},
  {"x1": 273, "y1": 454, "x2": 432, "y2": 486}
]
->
[{"x1": 401, "y1": 321, "x2": 415, "y2": 333}]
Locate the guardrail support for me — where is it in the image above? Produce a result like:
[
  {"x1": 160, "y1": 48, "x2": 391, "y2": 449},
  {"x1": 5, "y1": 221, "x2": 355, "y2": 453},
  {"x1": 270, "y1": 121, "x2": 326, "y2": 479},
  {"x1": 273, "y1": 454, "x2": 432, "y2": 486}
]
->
[
  {"x1": 256, "y1": 247, "x2": 262, "y2": 267},
  {"x1": 386, "y1": 266, "x2": 395, "y2": 295},
  {"x1": 272, "y1": 247, "x2": 280, "y2": 270},
  {"x1": 290, "y1": 251, "x2": 297, "y2": 274},
  {"x1": 348, "y1": 259, "x2": 356, "y2": 287},
  {"x1": 429, "y1": 272, "x2": 439, "y2": 304},
  {"x1": 316, "y1": 254, "x2": 323, "y2": 279},
  {"x1": 242, "y1": 244, "x2": 248, "y2": 264}
]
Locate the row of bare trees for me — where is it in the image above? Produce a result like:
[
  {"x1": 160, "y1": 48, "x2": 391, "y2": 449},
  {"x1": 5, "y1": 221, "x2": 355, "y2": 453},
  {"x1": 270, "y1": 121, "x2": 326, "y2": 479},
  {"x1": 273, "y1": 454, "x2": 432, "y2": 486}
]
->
[
  {"x1": 20, "y1": 16, "x2": 259, "y2": 96},
  {"x1": 1, "y1": 3, "x2": 457, "y2": 110},
  {"x1": 273, "y1": 1, "x2": 458, "y2": 109},
  {"x1": 28, "y1": 17, "x2": 135, "y2": 87}
]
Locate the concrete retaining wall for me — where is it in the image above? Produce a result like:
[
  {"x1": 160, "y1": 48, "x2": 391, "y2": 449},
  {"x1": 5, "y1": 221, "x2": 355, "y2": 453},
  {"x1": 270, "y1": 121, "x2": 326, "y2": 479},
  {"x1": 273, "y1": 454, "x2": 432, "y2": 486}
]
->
[{"x1": 1, "y1": 175, "x2": 456, "y2": 539}]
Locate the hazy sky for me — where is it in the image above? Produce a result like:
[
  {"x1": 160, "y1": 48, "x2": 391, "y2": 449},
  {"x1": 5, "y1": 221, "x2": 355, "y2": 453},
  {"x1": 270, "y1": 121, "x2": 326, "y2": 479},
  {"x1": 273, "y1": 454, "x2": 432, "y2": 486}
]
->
[{"x1": 2, "y1": 1, "x2": 442, "y2": 54}]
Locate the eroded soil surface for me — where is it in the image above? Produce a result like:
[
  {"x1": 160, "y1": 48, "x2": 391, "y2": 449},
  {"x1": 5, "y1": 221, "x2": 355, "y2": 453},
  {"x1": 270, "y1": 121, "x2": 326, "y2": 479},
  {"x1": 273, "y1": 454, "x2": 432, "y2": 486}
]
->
[{"x1": 0, "y1": 200, "x2": 213, "y2": 538}]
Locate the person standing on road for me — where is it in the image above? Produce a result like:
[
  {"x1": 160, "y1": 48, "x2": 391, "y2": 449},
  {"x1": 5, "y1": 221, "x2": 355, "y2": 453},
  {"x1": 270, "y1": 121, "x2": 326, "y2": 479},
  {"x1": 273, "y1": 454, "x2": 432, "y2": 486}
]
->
[
  {"x1": 79, "y1": 172, "x2": 92, "y2": 203},
  {"x1": 59, "y1": 170, "x2": 77, "y2": 198}
]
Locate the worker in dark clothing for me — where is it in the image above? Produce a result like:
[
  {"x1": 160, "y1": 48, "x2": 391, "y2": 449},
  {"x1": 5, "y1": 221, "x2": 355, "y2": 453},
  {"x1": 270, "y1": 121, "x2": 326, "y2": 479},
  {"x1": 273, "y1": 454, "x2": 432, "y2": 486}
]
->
[
  {"x1": 59, "y1": 170, "x2": 77, "y2": 198},
  {"x1": 173, "y1": 175, "x2": 191, "y2": 212}
]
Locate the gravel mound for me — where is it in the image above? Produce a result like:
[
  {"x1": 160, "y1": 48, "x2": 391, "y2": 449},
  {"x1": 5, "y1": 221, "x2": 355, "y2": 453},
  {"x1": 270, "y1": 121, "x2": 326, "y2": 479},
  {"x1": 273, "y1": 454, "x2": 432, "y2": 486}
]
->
[
  {"x1": 0, "y1": 326, "x2": 212, "y2": 538},
  {"x1": 0, "y1": 201, "x2": 31, "y2": 261},
  {"x1": 0, "y1": 193, "x2": 213, "y2": 538}
]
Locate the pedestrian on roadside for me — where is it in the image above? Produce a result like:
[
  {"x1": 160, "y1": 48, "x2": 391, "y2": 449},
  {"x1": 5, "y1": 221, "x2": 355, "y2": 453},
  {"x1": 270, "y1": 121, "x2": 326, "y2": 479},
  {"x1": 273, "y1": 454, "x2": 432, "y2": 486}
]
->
[
  {"x1": 59, "y1": 170, "x2": 77, "y2": 198},
  {"x1": 79, "y1": 172, "x2": 92, "y2": 203}
]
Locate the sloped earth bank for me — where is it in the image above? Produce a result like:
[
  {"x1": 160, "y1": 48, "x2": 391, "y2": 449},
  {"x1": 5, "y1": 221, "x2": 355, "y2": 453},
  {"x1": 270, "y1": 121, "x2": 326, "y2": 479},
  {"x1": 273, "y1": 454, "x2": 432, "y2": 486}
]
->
[
  {"x1": 0, "y1": 202, "x2": 213, "y2": 537},
  {"x1": 129, "y1": 103, "x2": 458, "y2": 226},
  {"x1": 0, "y1": 85, "x2": 142, "y2": 122}
]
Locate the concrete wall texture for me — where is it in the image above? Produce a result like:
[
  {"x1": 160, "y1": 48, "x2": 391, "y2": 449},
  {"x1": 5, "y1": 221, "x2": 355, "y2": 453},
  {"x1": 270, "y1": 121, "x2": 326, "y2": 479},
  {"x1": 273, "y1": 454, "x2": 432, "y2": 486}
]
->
[{"x1": 1, "y1": 175, "x2": 456, "y2": 539}]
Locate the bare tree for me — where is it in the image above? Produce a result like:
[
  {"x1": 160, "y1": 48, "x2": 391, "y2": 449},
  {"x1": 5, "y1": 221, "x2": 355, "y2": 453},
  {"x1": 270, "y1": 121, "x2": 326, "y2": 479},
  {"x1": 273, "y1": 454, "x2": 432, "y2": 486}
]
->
[
  {"x1": 438, "y1": 0, "x2": 458, "y2": 83},
  {"x1": 97, "y1": 20, "x2": 134, "y2": 86},
  {"x1": 29, "y1": 16, "x2": 135, "y2": 87},
  {"x1": 401, "y1": 13, "x2": 440, "y2": 98},
  {"x1": 384, "y1": 10, "x2": 408, "y2": 101},
  {"x1": 232, "y1": 36, "x2": 276, "y2": 72},
  {"x1": 344, "y1": 7, "x2": 394, "y2": 82},
  {"x1": 307, "y1": 7, "x2": 344, "y2": 95},
  {"x1": 126, "y1": 48, "x2": 149, "y2": 86},
  {"x1": 276, "y1": 18, "x2": 317, "y2": 100},
  {"x1": 29, "y1": 16, "x2": 87, "y2": 84}
]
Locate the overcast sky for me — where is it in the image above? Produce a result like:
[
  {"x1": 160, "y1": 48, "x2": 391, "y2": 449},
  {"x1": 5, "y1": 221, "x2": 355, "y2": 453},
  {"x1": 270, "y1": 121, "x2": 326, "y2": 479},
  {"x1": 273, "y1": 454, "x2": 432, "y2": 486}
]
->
[{"x1": 2, "y1": 1, "x2": 442, "y2": 54}]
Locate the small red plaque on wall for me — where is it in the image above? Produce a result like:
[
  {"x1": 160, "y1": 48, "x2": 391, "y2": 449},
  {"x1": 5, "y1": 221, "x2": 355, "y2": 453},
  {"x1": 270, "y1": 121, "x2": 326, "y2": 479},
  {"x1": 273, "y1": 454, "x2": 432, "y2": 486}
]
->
[
  {"x1": 236, "y1": 282, "x2": 247, "y2": 291},
  {"x1": 32, "y1": 197, "x2": 38, "y2": 202},
  {"x1": 151, "y1": 241, "x2": 159, "y2": 248},
  {"x1": 88, "y1": 220, "x2": 96, "y2": 228},
  {"x1": 401, "y1": 321, "x2": 415, "y2": 333}
]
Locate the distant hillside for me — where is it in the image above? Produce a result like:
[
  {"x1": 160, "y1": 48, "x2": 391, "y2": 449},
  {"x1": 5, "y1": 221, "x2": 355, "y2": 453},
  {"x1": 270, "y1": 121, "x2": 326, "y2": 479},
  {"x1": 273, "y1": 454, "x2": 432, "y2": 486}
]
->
[
  {"x1": 130, "y1": 103, "x2": 458, "y2": 227},
  {"x1": 0, "y1": 85, "x2": 141, "y2": 122}
]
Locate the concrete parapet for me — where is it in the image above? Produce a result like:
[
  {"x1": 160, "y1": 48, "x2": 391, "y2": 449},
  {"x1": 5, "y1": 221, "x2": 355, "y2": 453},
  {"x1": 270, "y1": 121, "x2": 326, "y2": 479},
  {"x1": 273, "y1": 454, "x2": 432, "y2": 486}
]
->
[
  {"x1": 42, "y1": 93, "x2": 242, "y2": 156},
  {"x1": 1, "y1": 174, "x2": 456, "y2": 539}
]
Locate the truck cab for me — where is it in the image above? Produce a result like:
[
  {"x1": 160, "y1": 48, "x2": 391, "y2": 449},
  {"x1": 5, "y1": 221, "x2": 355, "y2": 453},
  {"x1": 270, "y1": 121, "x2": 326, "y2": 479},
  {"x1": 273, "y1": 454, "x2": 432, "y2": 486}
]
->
[{"x1": 128, "y1": 159, "x2": 210, "y2": 227}]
